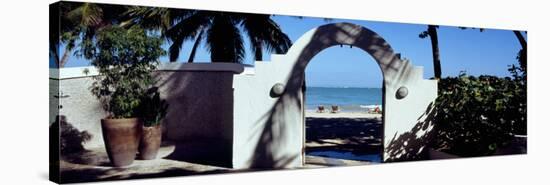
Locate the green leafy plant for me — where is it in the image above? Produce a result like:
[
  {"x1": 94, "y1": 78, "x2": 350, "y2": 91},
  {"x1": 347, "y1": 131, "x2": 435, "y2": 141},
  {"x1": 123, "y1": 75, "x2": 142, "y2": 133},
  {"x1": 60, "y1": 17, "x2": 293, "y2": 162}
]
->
[
  {"x1": 430, "y1": 66, "x2": 526, "y2": 156},
  {"x1": 137, "y1": 87, "x2": 169, "y2": 127},
  {"x1": 82, "y1": 25, "x2": 165, "y2": 119}
]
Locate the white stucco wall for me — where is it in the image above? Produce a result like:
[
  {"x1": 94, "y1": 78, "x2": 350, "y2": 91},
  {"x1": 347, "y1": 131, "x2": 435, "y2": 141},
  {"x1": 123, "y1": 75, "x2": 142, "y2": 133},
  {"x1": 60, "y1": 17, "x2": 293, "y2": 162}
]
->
[
  {"x1": 51, "y1": 23, "x2": 438, "y2": 169},
  {"x1": 231, "y1": 22, "x2": 438, "y2": 168},
  {"x1": 50, "y1": 63, "x2": 244, "y2": 153},
  {"x1": 232, "y1": 58, "x2": 304, "y2": 168}
]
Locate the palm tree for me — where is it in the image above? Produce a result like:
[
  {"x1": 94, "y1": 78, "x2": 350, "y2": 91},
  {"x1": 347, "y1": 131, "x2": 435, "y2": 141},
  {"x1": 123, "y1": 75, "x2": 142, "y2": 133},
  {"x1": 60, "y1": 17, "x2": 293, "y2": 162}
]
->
[
  {"x1": 240, "y1": 14, "x2": 293, "y2": 61},
  {"x1": 124, "y1": 7, "x2": 292, "y2": 63},
  {"x1": 50, "y1": 2, "x2": 126, "y2": 68},
  {"x1": 121, "y1": 7, "x2": 196, "y2": 62},
  {"x1": 419, "y1": 25, "x2": 442, "y2": 80},
  {"x1": 513, "y1": 31, "x2": 527, "y2": 73}
]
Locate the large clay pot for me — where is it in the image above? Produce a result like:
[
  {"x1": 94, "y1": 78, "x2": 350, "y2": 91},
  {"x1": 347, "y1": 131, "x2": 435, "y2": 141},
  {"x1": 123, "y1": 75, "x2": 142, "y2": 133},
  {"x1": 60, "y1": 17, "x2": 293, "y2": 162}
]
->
[
  {"x1": 138, "y1": 124, "x2": 162, "y2": 160},
  {"x1": 101, "y1": 118, "x2": 141, "y2": 167}
]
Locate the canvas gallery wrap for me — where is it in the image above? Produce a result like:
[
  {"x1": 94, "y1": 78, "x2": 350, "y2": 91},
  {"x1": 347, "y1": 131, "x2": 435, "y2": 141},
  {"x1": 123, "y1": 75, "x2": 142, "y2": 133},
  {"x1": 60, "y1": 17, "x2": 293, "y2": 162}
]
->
[{"x1": 49, "y1": 0, "x2": 527, "y2": 183}]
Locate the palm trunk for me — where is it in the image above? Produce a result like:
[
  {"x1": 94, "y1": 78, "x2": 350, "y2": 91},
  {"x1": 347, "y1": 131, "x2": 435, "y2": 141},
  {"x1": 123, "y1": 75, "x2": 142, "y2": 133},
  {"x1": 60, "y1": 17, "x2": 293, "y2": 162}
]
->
[
  {"x1": 187, "y1": 30, "x2": 204, "y2": 63},
  {"x1": 428, "y1": 25, "x2": 442, "y2": 80},
  {"x1": 513, "y1": 31, "x2": 527, "y2": 71},
  {"x1": 254, "y1": 40, "x2": 263, "y2": 61},
  {"x1": 58, "y1": 47, "x2": 71, "y2": 68},
  {"x1": 513, "y1": 31, "x2": 527, "y2": 49},
  {"x1": 169, "y1": 44, "x2": 179, "y2": 62},
  {"x1": 169, "y1": 37, "x2": 184, "y2": 62}
]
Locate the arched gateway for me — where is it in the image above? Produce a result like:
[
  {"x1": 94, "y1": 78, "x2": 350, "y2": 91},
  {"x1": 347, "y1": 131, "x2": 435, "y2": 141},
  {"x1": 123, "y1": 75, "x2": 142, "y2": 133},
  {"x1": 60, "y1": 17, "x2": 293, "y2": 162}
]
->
[{"x1": 231, "y1": 22, "x2": 437, "y2": 168}]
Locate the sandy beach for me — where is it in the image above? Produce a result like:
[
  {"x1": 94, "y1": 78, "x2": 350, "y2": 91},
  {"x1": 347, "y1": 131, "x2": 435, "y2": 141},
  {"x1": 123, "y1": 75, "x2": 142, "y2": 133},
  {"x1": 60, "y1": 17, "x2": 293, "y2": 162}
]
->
[
  {"x1": 306, "y1": 111, "x2": 382, "y2": 119},
  {"x1": 305, "y1": 111, "x2": 383, "y2": 162}
]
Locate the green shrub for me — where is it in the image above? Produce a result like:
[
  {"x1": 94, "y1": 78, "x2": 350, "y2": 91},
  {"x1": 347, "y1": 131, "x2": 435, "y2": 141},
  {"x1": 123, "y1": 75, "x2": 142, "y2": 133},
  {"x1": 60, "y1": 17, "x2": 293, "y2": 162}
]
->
[
  {"x1": 82, "y1": 25, "x2": 166, "y2": 119},
  {"x1": 430, "y1": 67, "x2": 526, "y2": 156},
  {"x1": 137, "y1": 87, "x2": 168, "y2": 127}
]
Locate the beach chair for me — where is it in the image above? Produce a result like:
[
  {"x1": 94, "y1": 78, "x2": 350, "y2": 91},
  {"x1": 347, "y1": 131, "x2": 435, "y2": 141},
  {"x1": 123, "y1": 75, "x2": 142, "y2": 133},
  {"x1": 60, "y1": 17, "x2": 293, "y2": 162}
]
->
[
  {"x1": 374, "y1": 107, "x2": 381, "y2": 114},
  {"x1": 330, "y1": 105, "x2": 340, "y2": 113},
  {"x1": 317, "y1": 105, "x2": 325, "y2": 113}
]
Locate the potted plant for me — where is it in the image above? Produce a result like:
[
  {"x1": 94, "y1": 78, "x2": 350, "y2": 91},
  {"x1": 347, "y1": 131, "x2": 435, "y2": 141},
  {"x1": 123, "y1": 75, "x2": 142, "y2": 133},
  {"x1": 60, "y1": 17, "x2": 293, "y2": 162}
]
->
[
  {"x1": 137, "y1": 87, "x2": 168, "y2": 160},
  {"x1": 83, "y1": 25, "x2": 165, "y2": 167}
]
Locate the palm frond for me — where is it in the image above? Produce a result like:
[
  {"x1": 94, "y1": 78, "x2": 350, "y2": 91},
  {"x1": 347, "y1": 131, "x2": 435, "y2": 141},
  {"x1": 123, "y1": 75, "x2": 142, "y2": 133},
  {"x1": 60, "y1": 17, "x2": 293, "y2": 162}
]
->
[
  {"x1": 241, "y1": 14, "x2": 291, "y2": 60},
  {"x1": 168, "y1": 35, "x2": 184, "y2": 62},
  {"x1": 187, "y1": 29, "x2": 205, "y2": 63},
  {"x1": 123, "y1": 7, "x2": 170, "y2": 33},
  {"x1": 66, "y1": 3, "x2": 104, "y2": 28},
  {"x1": 123, "y1": 7, "x2": 195, "y2": 36},
  {"x1": 165, "y1": 12, "x2": 209, "y2": 61},
  {"x1": 206, "y1": 15, "x2": 245, "y2": 63},
  {"x1": 419, "y1": 31, "x2": 429, "y2": 38}
]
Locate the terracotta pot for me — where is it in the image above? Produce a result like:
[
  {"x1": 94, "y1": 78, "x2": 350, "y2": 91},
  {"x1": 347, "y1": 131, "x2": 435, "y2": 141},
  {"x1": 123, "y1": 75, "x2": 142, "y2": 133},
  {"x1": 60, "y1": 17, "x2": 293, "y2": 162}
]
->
[
  {"x1": 101, "y1": 118, "x2": 141, "y2": 167},
  {"x1": 138, "y1": 124, "x2": 162, "y2": 160}
]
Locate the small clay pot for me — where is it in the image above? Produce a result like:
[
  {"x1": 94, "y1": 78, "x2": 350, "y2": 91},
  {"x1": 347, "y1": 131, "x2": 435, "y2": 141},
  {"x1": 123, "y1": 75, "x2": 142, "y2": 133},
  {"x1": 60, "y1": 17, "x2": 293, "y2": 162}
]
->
[
  {"x1": 101, "y1": 118, "x2": 141, "y2": 167},
  {"x1": 138, "y1": 124, "x2": 162, "y2": 160}
]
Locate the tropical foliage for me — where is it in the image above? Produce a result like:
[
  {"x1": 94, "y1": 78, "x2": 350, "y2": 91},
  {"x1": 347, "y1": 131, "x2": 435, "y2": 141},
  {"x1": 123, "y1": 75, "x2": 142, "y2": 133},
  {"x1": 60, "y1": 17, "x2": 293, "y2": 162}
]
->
[
  {"x1": 52, "y1": 3, "x2": 292, "y2": 66},
  {"x1": 83, "y1": 26, "x2": 166, "y2": 119},
  {"x1": 137, "y1": 87, "x2": 168, "y2": 127},
  {"x1": 51, "y1": 2, "x2": 127, "y2": 68},
  {"x1": 430, "y1": 65, "x2": 526, "y2": 156},
  {"x1": 513, "y1": 31, "x2": 527, "y2": 74},
  {"x1": 124, "y1": 7, "x2": 292, "y2": 63}
]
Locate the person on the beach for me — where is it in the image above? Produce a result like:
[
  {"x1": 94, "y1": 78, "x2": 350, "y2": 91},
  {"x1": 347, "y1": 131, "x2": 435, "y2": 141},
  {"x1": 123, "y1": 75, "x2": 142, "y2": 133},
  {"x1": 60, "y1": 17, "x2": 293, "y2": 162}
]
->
[{"x1": 374, "y1": 107, "x2": 381, "y2": 114}]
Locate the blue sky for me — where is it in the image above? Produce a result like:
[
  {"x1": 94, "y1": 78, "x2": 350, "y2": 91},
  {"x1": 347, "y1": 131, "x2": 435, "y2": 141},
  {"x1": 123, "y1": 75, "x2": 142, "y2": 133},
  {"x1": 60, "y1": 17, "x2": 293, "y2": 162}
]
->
[{"x1": 53, "y1": 14, "x2": 524, "y2": 88}]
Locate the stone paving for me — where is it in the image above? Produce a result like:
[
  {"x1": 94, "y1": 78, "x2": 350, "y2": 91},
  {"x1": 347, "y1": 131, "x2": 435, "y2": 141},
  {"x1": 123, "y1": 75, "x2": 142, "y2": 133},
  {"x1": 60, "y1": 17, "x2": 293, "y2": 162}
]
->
[
  {"x1": 58, "y1": 142, "x2": 374, "y2": 183},
  {"x1": 58, "y1": 117, "x2": 383, "y2": 183}
]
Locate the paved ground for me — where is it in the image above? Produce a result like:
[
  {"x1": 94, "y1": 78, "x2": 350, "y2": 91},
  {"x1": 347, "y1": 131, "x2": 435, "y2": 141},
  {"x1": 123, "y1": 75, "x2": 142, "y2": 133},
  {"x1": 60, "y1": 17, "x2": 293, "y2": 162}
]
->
[
  {"x1": 57, "y1": 117, "x2": 382, "y2": 183},
  {"x1": 58, "y1": 144, "x2": 373, "y2": 183},
  {"x1": 58, "y1": 143, "x2": 230, "y2": 183}
]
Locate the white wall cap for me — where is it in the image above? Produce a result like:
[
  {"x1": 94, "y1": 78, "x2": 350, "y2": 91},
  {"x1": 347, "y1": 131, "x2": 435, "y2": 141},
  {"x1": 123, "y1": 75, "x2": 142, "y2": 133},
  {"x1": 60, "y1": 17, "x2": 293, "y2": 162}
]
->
[
  {"x1": 157, "y1": 62, "x2": 245, "y2": 73},
  {"x1": 50, "y1": 62, "x2": 247, "y2": 79}
]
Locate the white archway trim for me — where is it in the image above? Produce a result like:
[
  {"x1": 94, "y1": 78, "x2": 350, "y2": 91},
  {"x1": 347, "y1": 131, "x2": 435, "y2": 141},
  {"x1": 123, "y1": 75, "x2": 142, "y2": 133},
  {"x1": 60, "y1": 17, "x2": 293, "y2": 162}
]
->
[{"x1": 231, "y1": 22, "x2": 437, "y2": 168}]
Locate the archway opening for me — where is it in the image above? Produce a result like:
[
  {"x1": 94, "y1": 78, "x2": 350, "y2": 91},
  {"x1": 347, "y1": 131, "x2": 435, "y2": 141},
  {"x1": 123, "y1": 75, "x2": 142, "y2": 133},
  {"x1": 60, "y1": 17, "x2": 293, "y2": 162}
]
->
[{"x1": 303, "y1": 45, "x2": 384, "y2": 167}]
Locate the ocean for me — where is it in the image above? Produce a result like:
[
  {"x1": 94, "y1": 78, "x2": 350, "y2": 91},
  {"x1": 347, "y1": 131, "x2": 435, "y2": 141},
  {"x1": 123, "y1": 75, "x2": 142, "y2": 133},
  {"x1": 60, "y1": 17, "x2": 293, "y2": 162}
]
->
[{"x1": 305, "y1": 87, "x2": 382, "y2": 112}]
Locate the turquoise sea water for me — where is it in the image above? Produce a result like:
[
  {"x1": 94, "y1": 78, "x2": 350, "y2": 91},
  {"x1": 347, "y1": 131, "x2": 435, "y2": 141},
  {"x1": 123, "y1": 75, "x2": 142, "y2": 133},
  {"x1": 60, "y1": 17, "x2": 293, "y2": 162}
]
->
[
  {"x1": 305, "y1": 87, "x2": 382, "y2": 112},
  {"x1": 307, "y1": 150, "x2": 382, "y2": 163}
]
